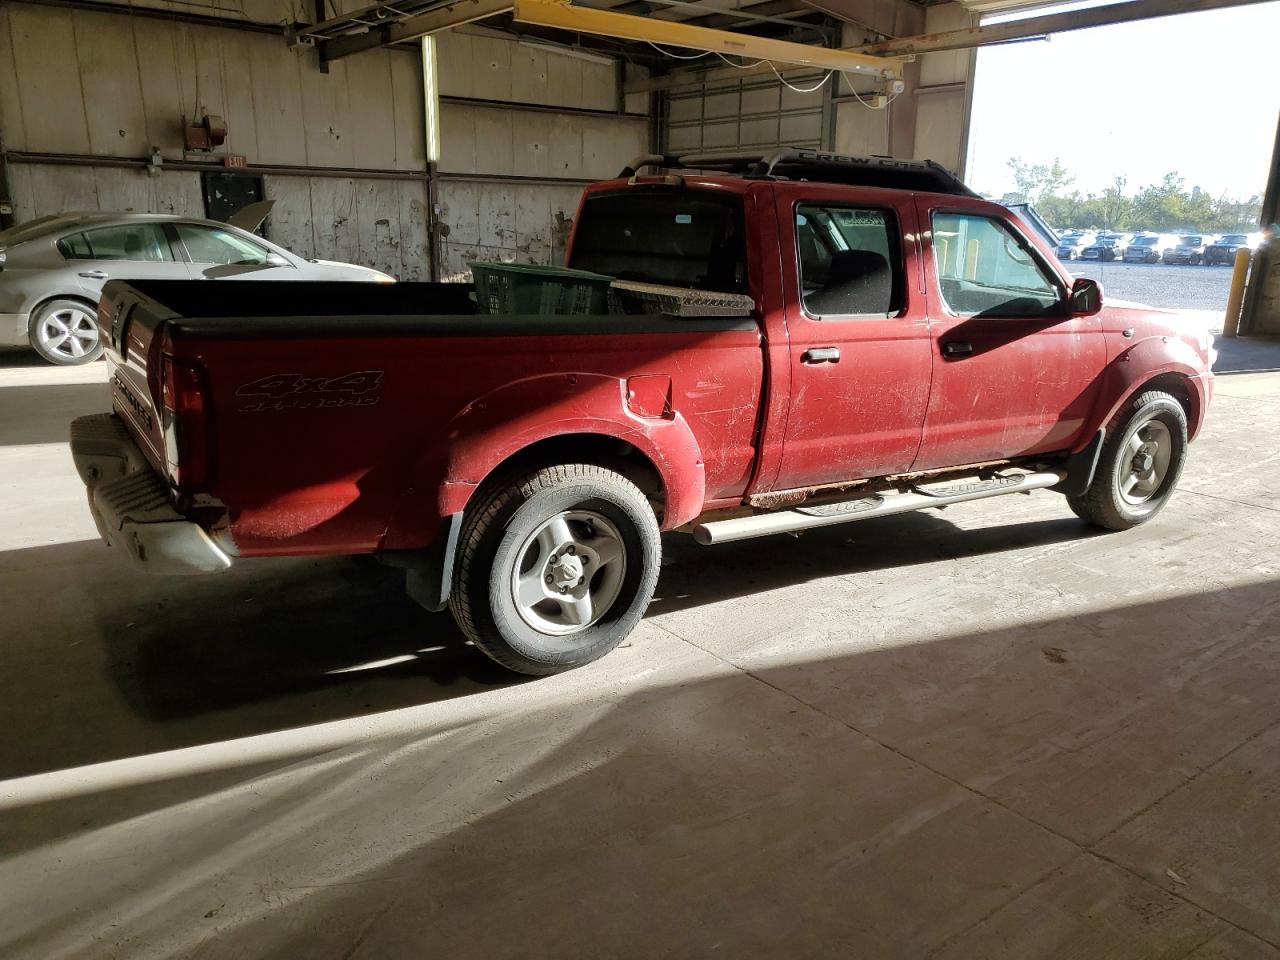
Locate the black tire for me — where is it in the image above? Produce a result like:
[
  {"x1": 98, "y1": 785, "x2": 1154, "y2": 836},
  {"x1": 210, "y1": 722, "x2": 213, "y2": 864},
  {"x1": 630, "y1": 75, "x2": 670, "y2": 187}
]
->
[
  {"x1": 1067, "y1": 390, "x2": 1188, "y2": 531},
  {"x1": 29, "y1": 298, "x2": 104, "y2": 366},
  {"x1": 450, "y1": 463, "x2": 661, "y2": 676}
]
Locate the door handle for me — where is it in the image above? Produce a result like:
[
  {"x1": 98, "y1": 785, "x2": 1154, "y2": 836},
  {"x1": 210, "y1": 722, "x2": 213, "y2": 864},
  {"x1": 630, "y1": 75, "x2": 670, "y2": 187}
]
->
[
  {"x1": 801, "y1": 347, "x2": 841, "y2": 364},
  {"x1": 942, "y1": 341, "x2": 973, "y2": 358},
  {"x1": 78, "y1": 270, "x2": 109, "y2": 279}
]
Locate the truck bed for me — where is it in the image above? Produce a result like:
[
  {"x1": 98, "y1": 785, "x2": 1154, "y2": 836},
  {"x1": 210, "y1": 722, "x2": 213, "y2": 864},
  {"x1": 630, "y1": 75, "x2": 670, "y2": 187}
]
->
[{"x1": 103, "y1": 278, "x2": 764, "y2": 558}]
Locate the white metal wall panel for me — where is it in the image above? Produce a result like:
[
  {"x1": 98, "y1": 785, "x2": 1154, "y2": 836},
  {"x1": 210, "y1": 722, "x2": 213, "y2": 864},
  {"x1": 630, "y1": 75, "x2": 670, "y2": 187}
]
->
[{"x1": 664, "y1": 74, "x2": 826, "y2": 155}]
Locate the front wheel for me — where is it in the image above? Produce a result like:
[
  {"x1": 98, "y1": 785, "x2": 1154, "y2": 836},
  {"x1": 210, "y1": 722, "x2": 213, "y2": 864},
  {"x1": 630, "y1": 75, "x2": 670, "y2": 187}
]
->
[
  {"x1": 450, "y1": 463, "x2": 661, "y2": 675},
  {"x1": 1067, "y1": 390, "x2": 1188, "y2": 530}
]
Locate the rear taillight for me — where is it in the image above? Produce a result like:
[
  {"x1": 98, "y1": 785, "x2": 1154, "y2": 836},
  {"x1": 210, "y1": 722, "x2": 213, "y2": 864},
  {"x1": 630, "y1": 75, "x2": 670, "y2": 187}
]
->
[{"x1": 160, "y1": 354, "x2": 212, "y2": 491}]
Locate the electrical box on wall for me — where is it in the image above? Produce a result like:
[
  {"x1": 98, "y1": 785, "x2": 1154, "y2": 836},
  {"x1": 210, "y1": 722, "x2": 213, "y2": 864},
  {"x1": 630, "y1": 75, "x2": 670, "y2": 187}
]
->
[{"x1": 184, "y1": 114, "x2": 228, "y2": 152}]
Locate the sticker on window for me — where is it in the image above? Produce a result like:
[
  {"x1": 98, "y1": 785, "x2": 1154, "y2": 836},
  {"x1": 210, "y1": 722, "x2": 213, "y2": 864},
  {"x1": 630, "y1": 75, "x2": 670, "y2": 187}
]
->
[
  {"x1": 834, "y1": 210, "x2": 886, "y2": 227},
  {"x1": 674, "y1": 214, "x2": 692, "y2": 224}
]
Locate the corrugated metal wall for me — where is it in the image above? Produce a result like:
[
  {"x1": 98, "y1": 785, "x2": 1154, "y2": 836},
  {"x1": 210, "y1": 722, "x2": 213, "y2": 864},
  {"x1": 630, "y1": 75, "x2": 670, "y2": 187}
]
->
[
  {"x1": 0, "y1": 1, "x2": 432, "y2": 278},
  {"x1": 664, "y1": 73, "x2": 827, "y2": 155},
  {"x1": 433, "y1": 30, "x2": 649, "y2": 279}
]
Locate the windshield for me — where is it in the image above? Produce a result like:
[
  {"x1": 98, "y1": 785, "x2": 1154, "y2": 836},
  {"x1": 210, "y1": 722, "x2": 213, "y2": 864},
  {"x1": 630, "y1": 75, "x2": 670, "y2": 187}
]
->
[
  {"x1": 569, "y1": 189, "x2": 747, "y2": 292},
  {"x1": 1180, "y1": 237, "x2": 1202, "y2": 246},
  {"x1": 1060, "y1": 238, "x2": 1082, "y2": 246},
  {"x1": 1134, "y1": 237, "x2": 1158, "y2": 246},
  {"x1": 1221, "y1": 235, "x2": 1248, "y2": 244}
]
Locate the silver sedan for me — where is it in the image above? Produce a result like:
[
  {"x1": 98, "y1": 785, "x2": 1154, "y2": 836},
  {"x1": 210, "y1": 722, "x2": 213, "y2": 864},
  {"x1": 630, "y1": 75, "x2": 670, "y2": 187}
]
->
[{"x1": 0, "y1": 208, "x2": 395, "y2": 365}]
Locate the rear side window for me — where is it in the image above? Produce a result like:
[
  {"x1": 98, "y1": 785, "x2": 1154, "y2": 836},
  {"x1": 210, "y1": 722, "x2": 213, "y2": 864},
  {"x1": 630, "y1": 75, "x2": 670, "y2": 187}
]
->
[
  {"x1": 58, "y1": 224, "x2": 173, "y2": 262},
  {"x1": 931, "y1": 212, "x2": 1062, "y2": 318},
  {"x1": 569, "y1": 190, "x2": 747, "y2": 293},
  {"x1": 57, "y1": 233, "x2": 94, "y2": 259},
  {"x1": 796, "y1": 205, "x2": 900, "y2": 317}
]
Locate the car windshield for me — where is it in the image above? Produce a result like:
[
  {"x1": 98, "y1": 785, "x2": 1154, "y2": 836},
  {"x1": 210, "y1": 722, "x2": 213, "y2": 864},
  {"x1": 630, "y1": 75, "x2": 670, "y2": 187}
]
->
[
  {"x1": 1061, "y1": 238, "x2": 1081, "y2": 246},
  {"x1": 569, "y1": 188, "x2": 747, "y2": 292},
  {"x1": 1181, "y1": 237, "x2": 1202, "y2": 246},
  {"x1": 1134, "y1": 237, "x2": 1158, "y2": 246},
  {"x1": 1221, "y1": 235, "x2": 1248, "y2": 244}
]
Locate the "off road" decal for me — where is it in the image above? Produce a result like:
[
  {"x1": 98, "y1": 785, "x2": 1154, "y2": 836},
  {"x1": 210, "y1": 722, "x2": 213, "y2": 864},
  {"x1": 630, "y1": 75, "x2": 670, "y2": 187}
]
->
[{"x1": 235, "y1": 371, "x2": 384, "y2": 412}]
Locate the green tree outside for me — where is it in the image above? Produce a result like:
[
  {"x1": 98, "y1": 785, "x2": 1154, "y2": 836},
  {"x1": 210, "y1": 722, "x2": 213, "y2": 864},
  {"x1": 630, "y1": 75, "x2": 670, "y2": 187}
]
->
[{"x1": 992, "y1": 158, "x2": 1261, "y2": 233}]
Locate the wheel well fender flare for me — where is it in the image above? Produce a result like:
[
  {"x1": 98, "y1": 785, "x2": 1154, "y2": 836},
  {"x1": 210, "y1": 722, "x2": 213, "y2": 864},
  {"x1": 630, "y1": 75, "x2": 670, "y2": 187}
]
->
[
  {"x1": 437, "y1": 373, "x2": 706, "y2": 529},
  {"x1": 1088, "y1": 341, "x2": 1208, "y2": 444}
]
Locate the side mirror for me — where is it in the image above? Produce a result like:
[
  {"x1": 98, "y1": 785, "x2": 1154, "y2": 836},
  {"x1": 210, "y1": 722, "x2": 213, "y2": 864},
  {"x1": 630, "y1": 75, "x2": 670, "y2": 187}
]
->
[
  {"x1": 266, "y1": 252, "x2": 290, "y2": 267},
  {"x1": 1069, "y1": 276, "x2": 1103, "y2": 316}
]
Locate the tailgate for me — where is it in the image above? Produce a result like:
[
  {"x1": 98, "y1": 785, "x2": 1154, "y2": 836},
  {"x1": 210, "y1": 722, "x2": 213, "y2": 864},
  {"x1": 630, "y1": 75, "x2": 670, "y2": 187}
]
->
[{"x1": 98, "y1": 280, "x2": 175, "y2": 476}]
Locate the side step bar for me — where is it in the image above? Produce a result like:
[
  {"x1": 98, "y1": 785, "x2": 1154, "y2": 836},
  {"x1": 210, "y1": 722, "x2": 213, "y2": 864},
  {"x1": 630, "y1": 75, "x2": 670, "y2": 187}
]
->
[{"x1": 692, "y1": 470, "x2": 1067, "y2": 545}]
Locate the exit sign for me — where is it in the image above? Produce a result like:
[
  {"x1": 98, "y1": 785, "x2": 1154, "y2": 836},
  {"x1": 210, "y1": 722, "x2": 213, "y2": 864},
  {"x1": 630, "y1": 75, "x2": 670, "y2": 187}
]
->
[{"x1": 223, "y1": 154, "x2": 248, "y2": 169}]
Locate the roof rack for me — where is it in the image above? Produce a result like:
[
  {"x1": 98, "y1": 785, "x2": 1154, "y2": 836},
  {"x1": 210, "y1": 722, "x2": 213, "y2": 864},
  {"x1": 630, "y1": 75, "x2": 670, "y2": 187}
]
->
[{"x1": 619, "y1": 148, "x2": 978, "y2": 197}]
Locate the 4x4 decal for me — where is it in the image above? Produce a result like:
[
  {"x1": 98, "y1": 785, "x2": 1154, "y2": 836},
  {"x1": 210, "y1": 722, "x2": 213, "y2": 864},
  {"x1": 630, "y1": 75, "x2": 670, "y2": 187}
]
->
[{"x1": 236, "y1": 371, "x2": 383, "y2": 412}]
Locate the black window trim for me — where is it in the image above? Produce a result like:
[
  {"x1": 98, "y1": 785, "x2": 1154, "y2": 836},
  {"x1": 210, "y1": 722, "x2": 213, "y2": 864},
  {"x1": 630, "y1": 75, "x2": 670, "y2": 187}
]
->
[
  {"x1": 928, "y1": 208, "x2": 1068, "y2": 321},
  {"x1": 791, "y1": 199, "x2": 906, "y2": 322}
]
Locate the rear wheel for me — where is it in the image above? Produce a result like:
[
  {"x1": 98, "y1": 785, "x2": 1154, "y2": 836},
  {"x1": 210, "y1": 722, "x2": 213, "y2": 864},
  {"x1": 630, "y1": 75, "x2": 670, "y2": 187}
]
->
[
  {"x1": 450, "y1": 463, "x2": 661, "y2": 675},
  {"x1": 1068, "y1": 390, "x2": 1188, "y2": 530},
  {"x1": 29, "y1": 299, "x2": 102, "y2": 365}
]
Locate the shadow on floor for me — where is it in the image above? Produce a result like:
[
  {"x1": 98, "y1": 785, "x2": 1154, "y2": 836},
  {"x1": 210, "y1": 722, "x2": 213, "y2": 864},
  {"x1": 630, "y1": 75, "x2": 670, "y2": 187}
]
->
[
  {"x1": 1212, "y1": 335, "x2": 1280, "y2": 375},
  {"x1": 3, "y1": 577, "x2": 1278, "y2": 958},
  {"x1": 0, "y1": 381, "x2": 111, "y2": 445}
]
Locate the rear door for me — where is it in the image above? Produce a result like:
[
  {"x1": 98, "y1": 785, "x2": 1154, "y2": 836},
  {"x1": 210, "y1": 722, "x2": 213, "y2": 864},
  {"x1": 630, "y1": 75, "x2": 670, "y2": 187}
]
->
[
  {"x1": 912, "y1": 202, "x2": 1105, "y2": 471},
  {"x1": 59, "y1": 222, "x2": 186, "y2": 301},
  {"x1": 768, "y1": 185, "x2": 932, "y2": 490}
]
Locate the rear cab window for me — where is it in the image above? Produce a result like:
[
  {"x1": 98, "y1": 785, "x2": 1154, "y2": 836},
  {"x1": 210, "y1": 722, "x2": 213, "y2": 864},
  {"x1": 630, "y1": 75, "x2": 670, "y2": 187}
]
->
[
  {"x1": 568, "y1": 189, "x2": 747, "y2": 293},
  {"x1": 795, "y1": 204, "x2": 901, "y2": 318}
]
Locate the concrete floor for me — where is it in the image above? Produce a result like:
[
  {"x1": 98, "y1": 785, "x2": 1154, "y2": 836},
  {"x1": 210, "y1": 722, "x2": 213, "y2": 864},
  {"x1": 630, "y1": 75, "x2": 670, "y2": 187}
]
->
[{"x1": 1, "y1": 338, "x2": 1279, "y2": 959}]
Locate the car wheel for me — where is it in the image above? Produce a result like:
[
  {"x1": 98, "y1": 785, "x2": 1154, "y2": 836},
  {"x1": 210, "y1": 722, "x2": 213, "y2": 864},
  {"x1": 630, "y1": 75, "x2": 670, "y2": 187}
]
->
[
  {"x1": 1067, "y1": 390, "x2": 1188, "y2": 531},
  {"x1": 29, "y1": 299, "x2": 103, "y2": 365},
  {"x1": 450, "y1": 463, "x2": 661, "y2": 675}
]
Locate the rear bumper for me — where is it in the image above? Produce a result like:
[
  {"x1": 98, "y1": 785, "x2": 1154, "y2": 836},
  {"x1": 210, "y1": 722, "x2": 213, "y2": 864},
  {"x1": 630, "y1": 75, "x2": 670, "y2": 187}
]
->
[
  {"x1": 69, "y1": 413, "x2": 230, "y2": 574},
  {"x1": 0, "y1": 312, "x2": 27, "y2": 347}
]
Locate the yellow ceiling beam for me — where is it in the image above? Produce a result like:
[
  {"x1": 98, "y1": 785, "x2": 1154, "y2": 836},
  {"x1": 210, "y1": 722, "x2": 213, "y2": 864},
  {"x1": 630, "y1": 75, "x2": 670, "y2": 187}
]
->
[{"x1": 512, "y1": 0, "x2": 902, "y2": 78}]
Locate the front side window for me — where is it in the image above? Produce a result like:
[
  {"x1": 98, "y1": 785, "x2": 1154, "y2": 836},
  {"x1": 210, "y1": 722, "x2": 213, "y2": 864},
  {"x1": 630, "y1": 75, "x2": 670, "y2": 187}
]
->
[
  {"x1": 568, "y1": 189, "x2": 746, "y2": 293},
  {"x1": 176, "y1": 223, "x2": 272, "y2": 265},
  {"x1": 58, "y1": 223, "x2": 173, "y2": 262},
  {"x1": 795, "y1": 204, "x2": 900, "y2": 317},
  {"x1": 931, "y1": 213, "x2": 1062, "y2": 318}
]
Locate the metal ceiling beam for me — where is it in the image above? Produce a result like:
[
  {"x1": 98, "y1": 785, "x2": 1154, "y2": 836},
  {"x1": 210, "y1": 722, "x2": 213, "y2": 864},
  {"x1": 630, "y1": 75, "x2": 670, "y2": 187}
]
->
[
  {"x1": 323, "y1": 0, "x2": 513, "y2": 60},
  {"x1": 513, "y1": 0, "x2": 901, "y2": 76},
  {"x1": 852, "y1": 0, "x2": 1278, "y2": 57}
]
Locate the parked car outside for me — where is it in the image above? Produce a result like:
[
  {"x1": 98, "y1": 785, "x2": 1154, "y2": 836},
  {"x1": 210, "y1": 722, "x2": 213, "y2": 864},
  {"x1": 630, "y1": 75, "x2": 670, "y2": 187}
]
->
[
  {"x1": 1056, "y1": 231, "x2": 1097, "y2": 260},
  {"x1": 1162, "y1": 235, "x2": 1212, "y2": 265},
  {"x1": 1080, "y1": 236, "x2": 1123, "y2": 261},
  {"x1": 0, "y1": 209, "x2": 395, "y2": 365},
  {"x1": 1124, "y1": 234, "x2": 1177, "y2": 263},
  {"x1": 1204, "y1": 234, "x2": 1254, "y2": 265}
]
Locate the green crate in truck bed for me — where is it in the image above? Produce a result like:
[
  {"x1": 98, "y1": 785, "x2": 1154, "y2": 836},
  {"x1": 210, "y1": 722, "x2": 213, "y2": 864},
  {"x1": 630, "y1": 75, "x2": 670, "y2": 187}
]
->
[{"x1": 470, "y1": 262, "x2": 613, "y2": 316}]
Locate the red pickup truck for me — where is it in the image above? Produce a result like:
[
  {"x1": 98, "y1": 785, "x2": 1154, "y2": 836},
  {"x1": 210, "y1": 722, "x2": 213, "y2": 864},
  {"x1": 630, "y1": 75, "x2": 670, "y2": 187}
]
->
[{"x1": 70, "y1": 151, "x2": 1215, "y2": 675}]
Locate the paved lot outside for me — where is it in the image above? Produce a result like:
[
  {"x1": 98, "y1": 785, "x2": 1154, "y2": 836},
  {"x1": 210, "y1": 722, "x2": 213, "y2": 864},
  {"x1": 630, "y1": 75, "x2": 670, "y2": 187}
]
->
[
  {"x1": 1067, "y1": 259, "x2": 1233, "y2": 328},
  {"x1": 1, "y1": 344, "x2": 1279, "y2": 959}
]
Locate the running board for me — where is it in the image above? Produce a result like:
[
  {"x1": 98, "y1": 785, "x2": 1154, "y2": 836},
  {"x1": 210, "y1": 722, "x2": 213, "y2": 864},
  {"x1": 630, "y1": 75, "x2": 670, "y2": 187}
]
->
[{"x1": 692, "y1": 470, "x2": 1067, "y2": 545}]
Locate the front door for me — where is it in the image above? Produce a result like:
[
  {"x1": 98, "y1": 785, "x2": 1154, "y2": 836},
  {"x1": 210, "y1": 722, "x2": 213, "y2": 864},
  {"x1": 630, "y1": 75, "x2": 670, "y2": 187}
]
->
[
  {"x1": 912, "y1": 204, "x2": 1105, "y2": 471},
  {"x1": 172, "y1": 222, "x2": 299, "y2": 281},
  {"x1": 768, "y1": 187, "x2": 933, "y2": 491}
]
